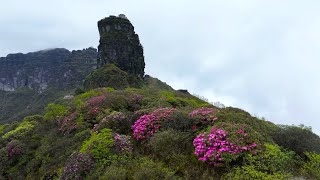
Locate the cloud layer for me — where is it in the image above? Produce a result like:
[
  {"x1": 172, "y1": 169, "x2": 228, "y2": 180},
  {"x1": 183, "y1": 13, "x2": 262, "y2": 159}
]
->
[{"x1": 1, "y1": 0, "x2": 320, "y2": 134}]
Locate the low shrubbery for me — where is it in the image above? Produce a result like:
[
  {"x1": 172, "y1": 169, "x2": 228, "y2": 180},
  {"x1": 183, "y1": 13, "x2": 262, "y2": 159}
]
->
[{"x1": 1, "y1": 85, "x2": 320, "y2": 179}]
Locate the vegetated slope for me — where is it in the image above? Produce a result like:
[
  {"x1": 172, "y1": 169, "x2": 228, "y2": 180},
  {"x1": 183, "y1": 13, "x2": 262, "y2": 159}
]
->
[
  {"x1": 0, "y1": 73, "x2": 319, "y2": 179},
  {"x1": 0, "y1": 48, "x2": 97, "y2": 123}
]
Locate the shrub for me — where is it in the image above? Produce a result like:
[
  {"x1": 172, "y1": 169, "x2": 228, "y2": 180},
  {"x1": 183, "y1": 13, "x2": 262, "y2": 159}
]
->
[
  {"x1": 44, "y1": 103, "x2": 67, "y2": 121},
  {"x1": 58, "y1": 112, "x2": 78, "y2": 135},
  {"x1": 100, "y1": 157, "x2": 176, "y2": 180},
  {"x1": 221, "y1": 165, "x2": 291, "y2": 180},
  {"x1": 131, "y1": 157, "x2": 176, "y2": 180},
  {"x1": 6, "y1": 140, "x2": 23, "y2": 159},
  {"x1": 92, "y1": 111, "x2": 132, "y2": 135},
  {"x1": 132, "y1": 108, "x2": 175, "y2": 140},
  {"x1": 84, "y1": 64, "x2": 130, "y2": 90},
  {"x1": 272, "y1": 125, "x2": 320, "y2": 158},
  {"x1": 2, "y1": 120, "x2": 38, "y2": 139},
  {"x1": 302, "y1": 152, "x2": 320, "y2": 179},
  {"x1": 193, "y1": 123, "x2": 261, "y2": 166},
  {"x1": 113, "y1": 133, "x2": 133, "y2": 154},
  {"x1": 80, "y1": 128, "x2": 115, "y2": 165},
  {"x1": 246, "y1": 143, "x2": 298, "y2": 174},
  {"x1": 60, "y1": 152, "x2": 94, "y2": 180},
  {"x1": 86, "y1": 95, "x2": 106, "y2": 108},
  {"x1": 149, "y1": 130, "x2": 194, "y2": 161},
  {"x1": 189, "y1": 107, "x2": 218, "y2": 130}
]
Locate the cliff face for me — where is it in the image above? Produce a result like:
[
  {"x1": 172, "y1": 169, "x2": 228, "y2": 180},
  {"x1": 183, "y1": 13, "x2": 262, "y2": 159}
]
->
[
  {"x1": 97, "y1": 15, "x2": 145, "y2": 77},
  {"x1": 0, "y1": 47, "x2": 97, "y2": 92}
]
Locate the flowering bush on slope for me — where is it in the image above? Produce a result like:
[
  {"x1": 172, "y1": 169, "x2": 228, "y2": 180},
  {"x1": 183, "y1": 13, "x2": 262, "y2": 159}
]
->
[
  {"x1": 6, "y1": 140, "x2": 23, "y2": 158},
  {"x1": 60, "y1": 152, "x2": 93, "y2": 180},
  {"x1": 189, "y1": 107, "x2": 218, "y2": 130},
  {"x1": 86, "y1": 95, "x2": 106, "y2": 108},
  {"x1": 113, "y1": 133, "x2": 133, "y2": 153},
  {"x1": 58, "y1": 112, "x2": 77, "y2": 135},
  {"x1": 132, "y1": 108, "x2": 175, "y2": 140},
  {"x1": 193, "y1": 123, "x2": 260, "y2": 166}
]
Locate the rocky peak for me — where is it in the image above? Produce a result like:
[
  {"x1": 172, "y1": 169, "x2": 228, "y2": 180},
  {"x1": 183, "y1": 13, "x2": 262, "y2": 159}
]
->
[{"x1": 97, "y1": 14, "x2": 145, "y2": 77}]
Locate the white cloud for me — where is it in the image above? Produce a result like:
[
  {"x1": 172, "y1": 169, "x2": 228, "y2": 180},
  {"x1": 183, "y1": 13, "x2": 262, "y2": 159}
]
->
[{"x1": 0, "y1": 0, "x2": 320, "y2": 134}]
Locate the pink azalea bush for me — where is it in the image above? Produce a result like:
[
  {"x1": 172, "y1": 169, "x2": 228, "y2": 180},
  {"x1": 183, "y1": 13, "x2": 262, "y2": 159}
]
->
[
  {"x1": 60, "y1": 152, "x2": 94, "y2": 180},
  {"x1": 113, "y1": 133, "x2": 133, "y2": 153},
  {"x1": 58, "y1": 112, "x2": 78, "y2": 135},
  {"x1": 86, "y1": 95, "x2": 106, "y2": 108},
  {"x1": 132, "y1": 108, "x2": 175, "y2": 140},
  {"x1": 92, "y1": 112, "x2": 127, "y2": 133},
  {"x1": 6, "y1": 140, "x2": 23, "y2": 158},
  {"x1": 193, "y1": 123, "x2": 260, "y2": 166},
  {"x1": 189, "y1": 107, "x2": 218, "y2": 126}
]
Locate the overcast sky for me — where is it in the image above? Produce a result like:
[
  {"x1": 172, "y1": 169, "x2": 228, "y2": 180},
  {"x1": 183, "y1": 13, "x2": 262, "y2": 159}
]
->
[{"x1": 1, "y1": 0, "x2": 320, "y2": 134}]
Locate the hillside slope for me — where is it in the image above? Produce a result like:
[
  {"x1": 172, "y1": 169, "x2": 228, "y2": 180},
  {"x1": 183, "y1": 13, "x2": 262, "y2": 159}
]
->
[{"x1": 0, "y1": 83, "x2": 319, "y2": 179}]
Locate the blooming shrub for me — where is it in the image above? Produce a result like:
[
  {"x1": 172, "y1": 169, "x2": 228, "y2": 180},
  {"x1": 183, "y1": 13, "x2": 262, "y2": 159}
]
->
[
  {"x1": 58, "y1": 112, "x2": 77, "y2": 135},
  {"x1": 92, "y1": 111, "x2": 127, "y2": 133},
  {"x1": 193, "y1": 123, "x2": 260, "y2": 166},
  {"x1": 132, "y1": 108, "x2": 175, "y2": 140},
  {"x1": 113, "y1": 133, "x2": 133, "y2": 153},
  {"x1": 85, "y1": 107, "x2": 100, "y2": 122},
  {"x1": 189, "y1": 107, "x2": 218, "y2": 126},
  {"x1": 60, "y1": 152, "x2": 94, "y2": 180},
  {"x1": 6, "y1": 140, "x2": 23, "y2": 158},
  {"x1": 86, "y1": 95, "x2": 106, "y2": 108}
]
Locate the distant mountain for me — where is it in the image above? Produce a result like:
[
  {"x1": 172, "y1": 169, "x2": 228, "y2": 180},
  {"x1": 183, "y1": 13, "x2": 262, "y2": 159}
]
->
[
  {"x1": 0, "y1": 47, "x2": 97, "y2": 92},
  {"x1": 0, "y1": 47, "x2": 97, "y2": 123}
]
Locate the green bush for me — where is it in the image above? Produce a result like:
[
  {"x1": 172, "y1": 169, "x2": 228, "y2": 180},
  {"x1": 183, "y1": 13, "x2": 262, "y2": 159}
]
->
[
  {"x1": 149, "y1": 130, "x2": 194, "y2": 161},
  {"x1": 44, "y1": 103, "x2": 67, "y2": 121},
  {"x1": 272, "y1": 125, "x2": 320, "y2": 158},
  {"x1": 80, "y1": 128, "x2": 116, "y2": 165},
  {"x1": 101, "y1": 157, "x2": 176, "y2": 180},
  {"x1": 2, "y1": 120, "x2": 38, "y2": 139},
  {"x1": 302, "y1": 152, "x2": 320, "y2": 179},
  {"x1": 222, "y1": 165, "x2": 292, "y2": 180},
  {"x1": 84, "y1": 64, "x2": 130, "y2": 90},
  {"x1": 246, "y1": 143, "x2": 298, "y2": 173}
]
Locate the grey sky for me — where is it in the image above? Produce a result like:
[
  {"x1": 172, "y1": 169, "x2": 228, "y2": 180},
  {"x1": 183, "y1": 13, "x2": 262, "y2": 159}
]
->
[{"x1": 1, "y1": 0, "x2": 320, "y2": 134}]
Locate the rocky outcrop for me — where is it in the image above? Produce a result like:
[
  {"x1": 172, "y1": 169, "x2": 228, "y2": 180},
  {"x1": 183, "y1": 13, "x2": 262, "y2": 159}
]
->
[
  {"x1": 0, "y1": 47, "x2": 97, "y2": 92},
  {"x1": 97, "y1": 14, "x2": 145, "y2": 77}
]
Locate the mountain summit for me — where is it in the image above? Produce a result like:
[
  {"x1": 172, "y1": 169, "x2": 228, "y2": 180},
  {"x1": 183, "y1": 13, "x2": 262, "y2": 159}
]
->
[{"x1": 97, "y1": 14, "x2": 145, "y2": 77}]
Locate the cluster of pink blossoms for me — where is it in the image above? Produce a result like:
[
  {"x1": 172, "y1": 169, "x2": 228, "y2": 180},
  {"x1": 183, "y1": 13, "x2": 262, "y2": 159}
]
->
[
  {"x1": 189, "y1": 107, "x2": 218, "y2": 125},
  {"x1": 193, "y1": 127, "x2": 257, "y2": 166},
  {"x1": 58, "y1": 112, "x2": 78, "y2": 135},
  {"x1": 113, "y1": 133, "x2": 133, "y2": 153},
  {"x1": 132, "y1": 108, "x2": 175, "y2": 140},
  {"x1": 6, "y1": 140, "x2": 23, "y2": 158},
  {"x1": 86, "y1": 95, "x2": 106, "y2": 108}
]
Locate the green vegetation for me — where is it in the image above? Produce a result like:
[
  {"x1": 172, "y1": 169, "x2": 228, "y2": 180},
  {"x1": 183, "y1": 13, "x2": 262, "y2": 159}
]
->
[{"x1": 0, "y1": 65, "x2": 319, "y2": 179}]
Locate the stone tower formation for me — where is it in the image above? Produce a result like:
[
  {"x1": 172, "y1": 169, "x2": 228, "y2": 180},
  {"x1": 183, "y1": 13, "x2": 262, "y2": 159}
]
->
[{"x1": 97, "y1": 14, "x2": 145, "y2": 77}]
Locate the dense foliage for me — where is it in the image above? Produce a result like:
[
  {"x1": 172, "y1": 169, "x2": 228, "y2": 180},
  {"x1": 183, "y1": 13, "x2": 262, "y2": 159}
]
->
[{"x1": 0, "y1": 81, "x2": 319, "y2": 179}]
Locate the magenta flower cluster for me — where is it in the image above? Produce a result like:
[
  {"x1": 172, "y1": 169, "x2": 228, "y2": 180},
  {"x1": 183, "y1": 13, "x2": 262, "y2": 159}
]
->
[
  {"x1": 58, "y1": 112, "x2": 77, "y2": 135},
  {"x1": 6, "y1": 140, "x2": 23, "y2": 158},
  {"x1": 189, "y1": 107, "x2": 218, "y2": 125},
  {"x1": 193, "y1": 127, "x2": 257, "y2": 166},
  {"x1": 132, "y1": 108, "x2": 175, "y2": 140},
  {"x1": 60, "y1": 152, "x2": 93, "y2": 180},
  {"x1": 113, "y1": 133, "x2": 133, "y2": 153}
]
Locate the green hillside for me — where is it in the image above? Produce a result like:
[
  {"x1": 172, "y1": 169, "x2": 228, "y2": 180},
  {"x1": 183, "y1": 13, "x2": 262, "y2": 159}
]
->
[{"x1": 0, "y1": 73, "x2": 319, "y2": 179}]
